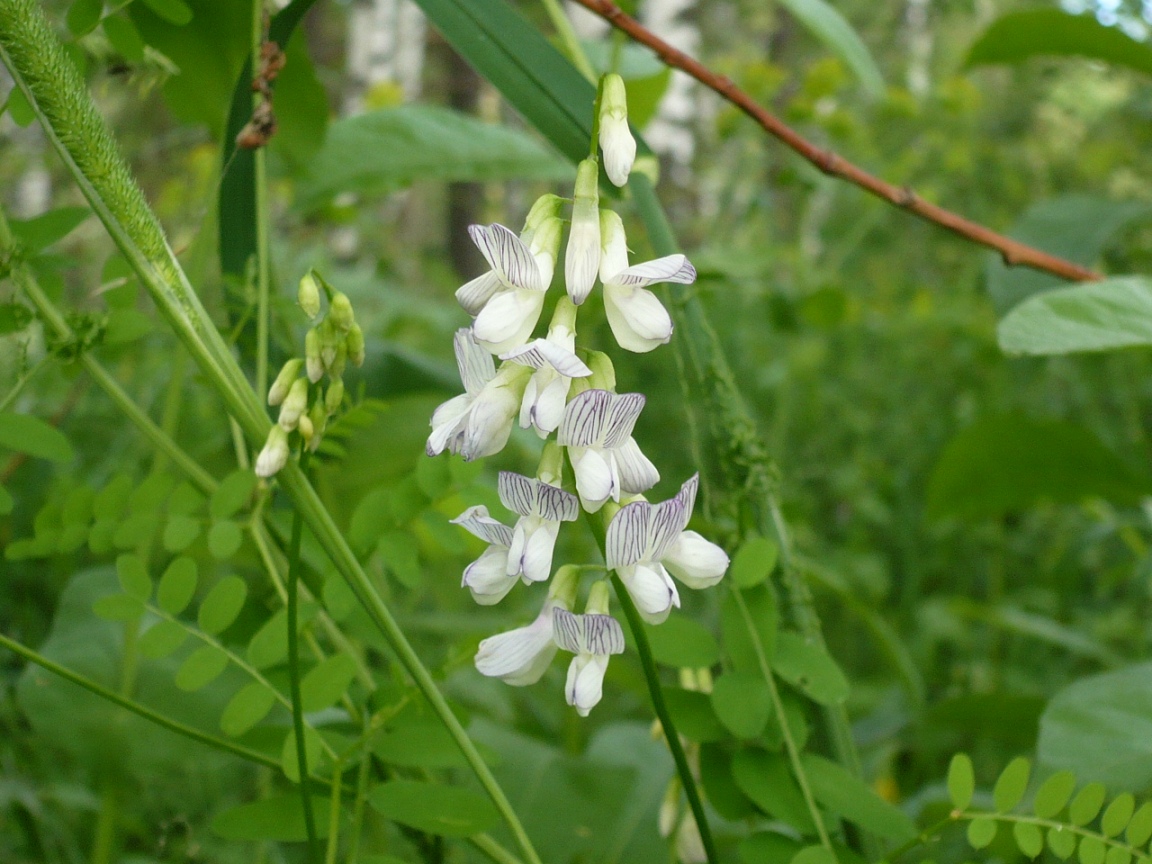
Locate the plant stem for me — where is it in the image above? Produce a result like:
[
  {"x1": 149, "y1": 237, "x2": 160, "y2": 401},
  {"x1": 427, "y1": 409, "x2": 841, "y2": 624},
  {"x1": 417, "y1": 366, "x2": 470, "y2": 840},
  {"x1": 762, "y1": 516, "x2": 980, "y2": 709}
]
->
[
  {"x1": 537, "y1": 0, "x2": 597, "y2": 82},
  {"x1": 610, "y1": 575, "x2": 718, "y2": 864},
  {"x1": 288, "y1": 448, "x2": 321, "y2": 863},
  {"x1": 252, "y1": 0, "x2": 271, "y2": 398},
  {"x1": 0, "y1": 355, "x2": 48, "y2": 413}
]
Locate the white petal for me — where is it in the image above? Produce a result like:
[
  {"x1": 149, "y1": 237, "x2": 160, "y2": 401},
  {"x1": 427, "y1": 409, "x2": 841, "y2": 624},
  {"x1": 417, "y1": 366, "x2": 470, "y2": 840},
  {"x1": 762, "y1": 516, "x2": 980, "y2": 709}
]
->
[
  {"x1": 519, "y1": 519, "x2": 560, "y2": 582},
  {"x1": 572, "y1": 447, "x2": 614, "y2": 513},
  {"x1": 648, "y1": 497, "x2": 689, "y2": 562},
  {"x1": 473, "y1": 290, "x2": 546, "y2": 354},
  {"x1": 461, "y1": 386, "x2": 519, "y2": 461},
  {"x1": 610, "y1": 255, "x2": 697, "y2": 289},
  {"x1": 664, "y1": 530, "x2": 729, "y2": 589},
  {"x1": 614, "y1": 437, "x2": 660, "y2": 495},
  {"x1": 552, "y1": 608, "x2": 626, "y2": 655},
  {"x1": 500, "y1": 338, "x2": 591, "y2": 378},
  {"x1": 518, "y1": 373, "x2": 539, "y2": 430},
  {"x1": 498, "y1": 472, "x2": 536, "y2": 517},
  {"x1": 606, "y1": 499, "x2": 652, "y2": 569},
  {"x1": 469, "y1": 223, "x2": 544, "y2": 292},
  {"x1": 619, "y1": 562, "x2": 680, "y2": 624},
  {"x1": 536, "y1": 482, "x2": 579, "y2": 523},
  {"x1": 427, "y1": 393, "x2": 473, "y2": 456},
  {"x1": 451, "y1": 505, "x2": 513, "y2": 547},
  {"x1": 454, "y1": 328, "x2": 495, "y2": 395},
  {"x1": 462, "y1": 546, "x2": 518, "y2": 605},
  {"x1": 475, "y1": 609, "x2": 558, "y2": 686},
  {"x1": 565, "y1": 201, "x2": 601, "y2": 305},
  {"x1": 602, "y1": 392, "x2": 646, "y2": 449},
  {"x1": 600, "y1": 117, "x2": 636, "y2": 188},
  {"x1": 455, "y1": 270, "x2": 502, "y2": 316},
  {"x1": 599, "y1": 209, "x2": 630, "y2": 284},
  {"x1": 531, "y1": 373, "x2": 570, "y2": 436},
  {"x1": 604, "y1": 283, "x2": 673, "y2": 353},
  {"x1": 558, "y1": 389, "x2": 611, "y2": 447},
  {"x1": 565, "y1": 653, "x2": 609, "y2": 716}
]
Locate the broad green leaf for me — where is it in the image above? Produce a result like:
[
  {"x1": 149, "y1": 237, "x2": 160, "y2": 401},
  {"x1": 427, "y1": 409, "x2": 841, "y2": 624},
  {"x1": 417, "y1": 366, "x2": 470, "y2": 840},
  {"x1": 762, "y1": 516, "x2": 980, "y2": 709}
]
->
[
  {"x1": 993, "y1": 757, "x2": 1031, "y2": 813},
  {"x1": 1040, "y1": 664, "x2": 1152, "y2": 791},
  {"x1": 162, "y1": 514, "x2": 201, "y2": 552},
  {"x1": 66, "y1": 0, "x2": 103, "y2": 36},
  {"x1": 368, "y1": 780, "x2": 500, "y2": 837},
  {"x1": 1014, "y1": 822, "x2": 1044, "y2": 858},
  {"x1": 220, "y1": 682, "x2": 278, "y2": 737},
  {"x1": 731, "y1": 749, "x2": 816, "y2": 833},
  {"x1": 378, "y1": 530, "x2": 422, "y2": 589},
  {"x1": 710, "y1": 672, "x2": 770, "y2": 739},
  {"x1": 1079, "y1": 836, "x2": 1106, "y2": 864},
  {"x1": 0, "y1": 412, "x2": 74, "y2": 463},
  {"x1": 771, "y1": 632, "x2": 849, "y2": 705},
  {"x1": 1106, "y1": 847, "x2": 1132, "y2": 864},
  {"x1": 646, "y1": 616, "x2": 720, "y2": 668},
  {"x1": 731, "y1": 536, "x2": 778, "y2": 589},
  {"x1": 739, "y1": 831, "x2": 804, "y2": 864},
  {"x1": 300, "y1": 654, "x2": 358, "y2": 713},
  {"x1": 139, "y1": 0, "x2": 193, "y2": 26},
  {"x1": 247, "y1": 608, "x2": 289, "y2": 669},
  {"x1": 157, "y1": 557, "x2": 197, "y2": 615},
  {"x1": 211, "y1": 794, "x2": 331, "y2": 841},
  {"x1": 1049, "y1": 826, "x2": 1077, "y2": 860},
  {"x1": 92, "y1": 593, "x2": 144, "y2": 621},
  {"x1": 374, "y1": 723, "x2": 468, "y2": 769},
  {"x1": 1101, "y1": 794, "x2": 1135, "y2": 838},
  {"x1": 175, "y1": 644, "x2": 229, "y2": 691},
  {"x1": 663, "y1": 688, "x2": 727, "y2": 743},
  {"x1": 207, "y1": 520, "x2": 242, "y2": 560},
  {"x1": 280, "y1": 725, "x2": 325, "y2": 783},
  {"x1": 722, "y1": 584, "x2": 778, "y2": 671},
  {"x1": 8, "y1": 207, "x2": 91, "y2": 254},
  {"x1": 138, "y1": 620, "x2": 187, "y2": 659},
  {"x1": 802, "y1": 753, "x2": 916, "y2": 841},
  {"x1": 197, "y1": 576, "x2": 247, "y2": 636},
  {"x1": 947, "y1": 753, "x2": 975, "y2": 810},
  {"x1": 1125, "y1": 801, "x2": 1152, "y2": 846},
  {"x1": 1034, "y1": 770, "x2": 1077, "y2": 819},
  {"x1": 296, "y1": 105, "x2": 572, "y2": 210},
  {"x1": 775, "y1": 0, "x2": 884, "y2": 95},
  {"x1": 115, "y1": 554, "x2": 151, "y2": 602},
  {"x1": 103, "y1": 309, "x2": 153, "y2": 344},
  {"x1": 967, "y1": 10, "x2": 1152, "y2": 77},
  {"x1": 102, "y1": 14, "x2": 145, "y2": 63},
  {"x1": 999, "y1": 278, "x2": 1152, "y2": 356},
  {"x1": 967, "y1": 817, "x2": 997, "y2": 849},
  {"x1": 789, "y1": 846, "x2": 839, "y2": 864},
  {"x1": 1070, "y1": 783, "x2": 1107, "y2": 826},
  {"x1": 700, "y1": 743, "x2": 757, "y2": 820},
  {"x1": 209, "y1": 470, "x2": 256, "y2": 520},
  {"x1": 926, "y1": 414, "x2": 1149, "y2": 520}
]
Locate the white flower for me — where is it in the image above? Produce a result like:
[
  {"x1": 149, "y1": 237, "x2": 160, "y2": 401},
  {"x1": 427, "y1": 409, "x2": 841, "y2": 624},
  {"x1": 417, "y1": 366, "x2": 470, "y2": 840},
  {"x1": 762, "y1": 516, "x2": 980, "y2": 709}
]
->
[
  {"x1": 606, "y1": 475, "x2": 728, "y2": 624},
  {"x1": 255, "y1": 425, "x2": 290, "y2": 478},
  {"x1": 599, "y1": 210, "x2": 696, "y2": 353},
  {"x1": 554, "y1": 582, "x2": 625, "y2": 716},
  {"x1": 451, "y1": 505, "x2": 518, "y2": 605},
  {"x1": 465, "y1": 224, "x2": 552, "y2": 353},
  {"x1": 277, "y1": 377, "x2": 309, "y2": 431},
  {"x1": 426, "y1": 329, "x2": 529, "y2": 461},
  {"x1": 500, "y1": 297, "x2": 591, "y2": 437},
  {"x1": 268, "y1": 359, "x2": 303, "y2": 406},
  {"x1": 474, "y1": 565, "x2": 580, "y2": 685},
  {"x1": 557, "y1": 389, "x2": 659, "y2": 512},
  {"x1": 565, "y1": 158, "x2": 601, "y2": 305},
  {"x1": 498, "y1": 471, "x2": 580, "y2": 583},
  {"x1": 599, "y1": 73, "x2": 636, "y2": 187}
]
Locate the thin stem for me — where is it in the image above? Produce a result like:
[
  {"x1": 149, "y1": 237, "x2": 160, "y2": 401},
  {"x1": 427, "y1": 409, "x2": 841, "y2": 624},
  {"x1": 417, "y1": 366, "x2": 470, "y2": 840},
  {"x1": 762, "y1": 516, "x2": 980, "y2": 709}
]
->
[
  {"x1": 573, "y1": 0, "x2": 1101, "y2": 283},
  {"x1": 324, "y1": 761, "x2": 343, "y2": 864},
  {"x1": 345, "y1": 734, "x2": 372, "y2": 864},
  {"x1": 288, "y1": 448, "x2": 321, "y2": 863},
  {"x1": 609, "y1": 575, "x2": 718, "y2": 864},
  {"x1": 470, "y1": 834, "x2": 526, "y2": 864},
  {"x1": 0, "y1": 354, "x2": 48, "y2": 413},
  {"x1": 537, "y1": 0, "x2": 597, "y2": 82},
  {"x1": 252, "y1": 0, "x2": 271, "y2": 398}
]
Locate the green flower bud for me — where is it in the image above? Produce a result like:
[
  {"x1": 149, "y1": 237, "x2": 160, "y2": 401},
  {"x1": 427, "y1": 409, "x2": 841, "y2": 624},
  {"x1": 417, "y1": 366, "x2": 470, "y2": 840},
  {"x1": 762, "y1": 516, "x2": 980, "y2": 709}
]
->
[
  {"x1": 305, "y1": 328, "x2": 324, "y2": 382},
  {"x1": 325, "y1": 378, "x2": 344, "y2": 415},
  {"x1": 329, "y1": 291, "x2": 355, "y2": 333},
  {"x1": 268, "y1": 358, "x2": 303, "y2": 406},
  {"x1": 277, "y1": 377, "x2": 309, "y2": 431},
  {"x1": 298, "y1": 271, "x2": 322, "y2": 319},
  {"x1": 345, "y1": 322, "x2": 365, "y2": 367}
]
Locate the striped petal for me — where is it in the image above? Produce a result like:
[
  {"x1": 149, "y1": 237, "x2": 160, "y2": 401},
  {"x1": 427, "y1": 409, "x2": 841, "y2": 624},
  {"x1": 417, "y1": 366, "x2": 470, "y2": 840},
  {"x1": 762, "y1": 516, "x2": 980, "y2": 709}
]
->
[
  {"x1": 455, "y1": 270, "x2": 502, "y2": 316},
  {"x1": 606, "y1": 499, "x2": 652, "y2": 569},
  {"x1": 500, "y1": 338, "x2": 591, "y2": 378},
  {"x1": 552, "y1": 609, "x2": 626, "y2": 655},
  {"x1": 454, "y1": 328, "x2": 495, "y2": 395},
  {"x1": 498, "y1": 472, "x2": 537, "y2": 517},
  {"x1": 538, "y1": 482, "x2": 580, "y2": 522},
  {"x1": 614, "y1": 437, "x2": 660, "y2": 494},
  {"x1": 602, "y1": 392, "x2": 646, "y2": 448},
  {"x1": 610, "y1": 255, "x2": 696, "y2": 289},
  {"x1": 469, "y1": 223, "x2": 544, "y2": 292},
  {"x1": 451, "y1": 505, "x2": 513, "y2": 547},
  {"x1": 558, "y1": 389, "x2": 612, "y2": 447}
]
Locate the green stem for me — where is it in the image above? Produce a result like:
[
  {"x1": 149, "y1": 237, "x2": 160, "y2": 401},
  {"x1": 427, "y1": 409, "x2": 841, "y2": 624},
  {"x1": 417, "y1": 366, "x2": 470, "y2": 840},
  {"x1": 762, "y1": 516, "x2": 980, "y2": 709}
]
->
[
  {"x1": 252, "y1": 0, "x2": 271, "y2": 398},
  {"x1": 0, "y1": 354, "x2": 48, "y2": 413},
  {"x1": 288, "y1": 448, "x2": 321, "y2": 863},
  {"x1": 470, "y1": 834, "x2": 526, "y2": 864},
  {"x1": 537, "y1": 0, "x2": 597, "y2": 82},
  {"x1": 0, "y1": 10, "x2": 541, "y2": 861},
  {"x1": 324, "y1": 761, "x2": 343, "y2": 864},
  {"x1": 345, "y1": 740, "x2": 372, "y2": 864},
  {"x1": 610, "y1": 575, "x2": 718, "y2": 864}
]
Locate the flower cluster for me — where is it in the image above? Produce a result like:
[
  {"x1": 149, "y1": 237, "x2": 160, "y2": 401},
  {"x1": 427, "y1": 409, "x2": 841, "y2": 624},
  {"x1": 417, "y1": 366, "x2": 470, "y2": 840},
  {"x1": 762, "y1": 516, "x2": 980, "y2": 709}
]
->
[
  {"x1": 255, "y1": 271, "x2": 365, "y2": 477},
  {"x1": 426, "y1": 75, "x2": 728, "y2": 715}
]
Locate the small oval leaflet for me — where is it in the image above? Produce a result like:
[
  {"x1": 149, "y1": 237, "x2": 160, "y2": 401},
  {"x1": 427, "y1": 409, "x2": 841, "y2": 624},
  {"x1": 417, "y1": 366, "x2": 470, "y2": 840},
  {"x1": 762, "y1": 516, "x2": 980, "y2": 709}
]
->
[
  {"x1": 772, "y1": 632, "x2": 849, "y2": 706},
  {"x1": 300, "y1": 654, "x2": 358, "y2": 713},
  {"x1": 0, "y1": 412, "x2": 74, "y2": 463},
  {"x1": 163, "y1": 515, "x2": 201, "y2": 553},
  {"x1": 647, "y1": 615, "x2": 720, "y2": 668},
  {"x1": 1014, "y1": 821, "x2": 1044, "y2": 858},
  {"x1": 1070, "y1": 783, "x2": 1108, "y2": 826},
  {"x1": 208, "y1": 520, "x2": 243, "y2": 560},
  {"x1": 731, "y1": 749, "x2": 816, "y2": 834},
  {"x1": 738, "y1": 831, "x2": 802, "y2": 864},
  {"x1": 368, "y1": 780, "x2": 500, "y2": 837},
  {"x1": 212, "y1": 794, "x2": 331, "y2": 841},
  {"x1": 198, "y1": 576, "x2": 247, "y2": 636},
  {"x1": 731, "y1": 536, "x2": 778, "y2": 589},
  {"x1": 281, "y1": 725, "x2": 325, "y2": 783},
  {"x1": 1125, "y1": 801, "x2": 1152, "y2": 846},
  {"x1": 138, "y1": 620, "x2": 187, "y2": 659},
  {"x1": 1079, "y1": 836, "x2": 1106, "y2": 864},
  {"x1": 220, "y1": 682, "x2": 278, "y2": 737},
  {"x1": 802, "y1": 752, "x2": 916, "y2": 842},
  {"x1": 92, "y1": 593, "x2": 145, "y2": 621},
  {"x1": 175, "y1": 644, "x2": 229, "y2": 691},
  {"x1": 157, "y1": 557, "x2": 198, "y2": 616},
  {"x1": 116, "y1": 554, "x2": 152, "y2": 602},
  {"x1": 1102, "y1": 793, "x2": 1135, "y2": 838},
  {"x1": 993, "y1": 756, "x2": 1031, "y2": 813},
  {"x1": 210, "y1": 470, "x2": 257, "y2": 520},
  {"x1": 710, "y1": 671, "x2": 770, "y2": 739},
  {"x1": 1034, "y1": 770, "x2": 1077, "y2": 819},
  {"x1": 1048, "y1": 826, "x2": 1077, "y2": 860},
  {"x1": 789, "y1": 846, "x2": 838, "y2": 864},
  {"x1": 948, "y1": 752, "x2": 975, "y2": 810},
  {"x1": 967, "y1": 817, "x2": 997, "y2": 849},
  {"x1": 1106, "y1": 848, "x2": 1132, "y2": 864},
  {"x1": 663, "y1": 688, "x2": 727, "y2": 744}
]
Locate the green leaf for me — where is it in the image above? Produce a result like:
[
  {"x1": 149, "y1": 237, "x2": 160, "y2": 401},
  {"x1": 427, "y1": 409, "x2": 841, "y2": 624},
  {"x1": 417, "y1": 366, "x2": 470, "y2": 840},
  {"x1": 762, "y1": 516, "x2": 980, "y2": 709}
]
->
[
  {"x1": 967, "y1": 10, "x2": 1152, "y2": 77},
  {"x1": 138, "y1": 620, "x2": 187, "y2": 659},
  {"x1": 1079, "y1": 836, "x2": 1106, "y2": 864},
  {"x1": 162, "y1": 514, "x2": 201, "y2": 552},
  {"x1": 8, "y1": 207, "x2": 91, "y2": 254},
  {"x1": 722, "y1": 583, "x2": 778, "y2": 671},
  {"x1": 157, "y1": 557, "x2": 197, "y2": 615},
  {"x1": 739, "y1": 831, "x2": 804, "y2": 864},
  {"x1": 209, "y1": 470, "x2": 256, "y2": 520},
  {"x1": 103, "y1": 309, "x2": 153, "y2": 344},
  {"x1": 6, "y1": 85, "x2": 33, "y2": 127},
  {"x1": 775, "y1": 0, "x2": 884, "y2": 95},
  {"x1": 300, "y1": 654, "x2": 358, "y2": 713},
  {"x1": 926, "y1": 414, "x2": 1149, "y2": 520},
  {"x1": 102, "y1": 14, "x2": 145, "y2": 63},
  {"x1": 789, "y1": 846, "x2": 839, "y2": 864},
  {"x1": 207, "y1": 520, "x2": 242, "y2": 559},
  {"x1": 220, "y1": 682, "x2": 278, "y2": 737},
  {"x1": 139, "y1": 0, "x2": 193, "y2": 26},
  {"x1": 993, "y1": 757, "x2": 1031, "y2": 813},
  {"x1": 771, "y1": 632, "x2": 849, "y2": 705},
  {"x1": 999, "y1": 278, "x2": 1152, "y2": 356},
  {"x1": 0, "y1": 486, "x2": 13, "y2": 515},
  {"x1": 967, "y1": 817, "x2": 997, "y2": 849},
  {"x1": 1034, "y1": 770, "x2": 1077, "y2": 819},
  {"x1": 731, "y1": 749, "x2": 816, "y2": 833},
  {"x1": 1049, "y1": 826, "x2": 1077, "y2": 860},
  {"x1": 175, "y1": 644, "x2": 229, "y2": 691},
  {"x1": 368, "y1": 780, "x2": 500, "y2": 837},
  {"x1": 1101, "y1": 793, "x2": 1135, "y2": 838},
  {"x1": 731, "y1": 537, "x2": 778, "y2": 589},
  {"x1": 0, "y1": 412, "x2": 74, "y2": 463},
  {"x1": 66, "y1": 0, "x2": 103, "y2": 36},
  {"x1": 247, "y1": 608, "x2": 289, "y2": 669},
  {"x1": 947, "y1": 753, "x2": 975, "y2": 810},
  {"x1": 281, "y1": 725, "x2": 325, "y2": 783},
  {"x1": 1070, "y1": 783, "x2": 1107, "y2": 826},
  {"x1": 296, "y1": 105, "x2": 573, "y2": 210},
  {"x1": 115, "y1": 554, "x2": 151, "y2": 601},
  {"x1": 1106, "y1": 847, "x2": 1132, "y2": 864},
  {"x1": 374, "y1": 723, "x2": 469, "y2": 769},
  {"x1": 212, "y1": 794, "x2": 331, "y2": 841},
  {"x1": 710, "y1": 671, "x2": 770, "y2": 739},
  {"x1": 269, "y1": 30, "x2": 329, "y2": 168},
  {"x1": 646, "y1": 616, "x2": 720, "y2": 668},
  {"x1": 378, "y1": 530, "x2": 422, "y2": 589},
  {"x1": 1125, "y1": 801, "x2": 1152, "y2": 846},
  {"x1": 1014, "y1": 822, "x2": 1044, "y2": 858},
  {"x1": 663, "y1": 688, "x2": 727, "y2": 743},
  {"x1": 802, "y1": 753, "x2": 916, "y2": 841},
  {"x1": 92, "y1": 593, "x2": 144, "y2": 621},
  {"x1": 197, "y1": 576, "x2": 247, "y2": 636},
  {"x1": 700, "y1": 743, "x2": 757, "y2": 820},
  {"x1": 0, "y1": 303, "x2": 33, "y2": 335}
]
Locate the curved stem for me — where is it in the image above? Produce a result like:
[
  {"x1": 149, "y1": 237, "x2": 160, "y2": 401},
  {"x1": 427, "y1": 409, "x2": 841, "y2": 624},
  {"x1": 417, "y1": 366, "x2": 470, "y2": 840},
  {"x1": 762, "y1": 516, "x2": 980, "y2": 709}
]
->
[{"x1": 609, "y1": 575, "x2": 718, "y2": 864}]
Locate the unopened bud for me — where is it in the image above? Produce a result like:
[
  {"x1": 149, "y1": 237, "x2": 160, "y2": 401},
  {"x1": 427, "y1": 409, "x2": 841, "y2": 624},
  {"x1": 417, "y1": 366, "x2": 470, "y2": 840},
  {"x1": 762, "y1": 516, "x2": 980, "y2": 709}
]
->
[
  {"x1": 277, "y1": 377, "x2": 309, "y2": 430},
  {"x1": 305, "y1": 328, "x2": 324, "y2": 382},
  {"x1": 345, "y1": 322, "x2": 365, "y2": 367},
  {"x1": 255, "y1": 425, "x2": 290, "y2": 478},
  {"x1": 307, "y1": 401, "x2": 327, "y2": 452},
  {"x1": 298, "y1": 412, "x2": 315, "y2": 444},
  {"x1": 328, "y1": 340, "x2": 348, "y2": 379},
  {"x1": 565, "y1": 159, "x2": 601, "y2": 305},
  {"x1": 329, "y1": 291, "x2": 355, "y2": 333},
  {"x1": 599, "y1": 74, "x2": 635, "y2": 187},
  {"x1": 268, "y1": 358, "x2": 303, "y2": 406},
  {"x1": 325, "y1": 378, "x2": 344, "y2": 415},
  {"x1": 586, "y1": 580, "x2": 612, "y2": 616},
  {"x1": 537, "y1": 441, "x2": 565, "y2": 487},
  {"x1": 298, "y1": 271, "x2": 322, "y2": 319},
  {"x1": 570, "y1": 350, "x2": 615, "y2": 397}
]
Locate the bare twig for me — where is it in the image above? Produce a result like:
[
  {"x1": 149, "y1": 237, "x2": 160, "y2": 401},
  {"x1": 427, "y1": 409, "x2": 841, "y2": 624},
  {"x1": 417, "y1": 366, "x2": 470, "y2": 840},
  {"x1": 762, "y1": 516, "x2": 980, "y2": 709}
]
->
[{"x1": 572, "y1": 0, "x2": 1102, "y2": 283}]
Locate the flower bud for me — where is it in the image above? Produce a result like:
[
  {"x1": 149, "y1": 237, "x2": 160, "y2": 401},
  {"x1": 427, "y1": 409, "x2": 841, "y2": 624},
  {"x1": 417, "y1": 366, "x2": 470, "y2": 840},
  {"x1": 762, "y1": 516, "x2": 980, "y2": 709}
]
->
[
  {"x1": 328, "y1": 340, "x2": 348, "y2": 380},
  {"x1": 277, "y1": 377, "x2": 309, "y2": 431},
  {"x1": 307, "y1": 402, "x2": 327, "y2": 452},
  {"x1": 598, "y1": 74, "x2": 635, "y2": 187},
  {"x1": 325, "y1": 378, "x2": 344, "y2": 415},
  {"x1": 537, "y1": 441, "x2": 565, "y2": 487},
  {"x1": 305, "y1": 328, "x2": 324, "y2": 383},
  {"x1": 565, "y1": 159, "x2": 601, "y2": 305},
  {"x1": 345, "y1": 322, "x2": 365, "y2": 367},
  {"x1": 329, "y1": 291, "x2": 355, "y2": 333},
  {"x1": 297, "y1": 412, "x2": 314, "y2": 444},
  {"x1": 255, "y1": 425, "x2": 290, "y2": 478},
  {"x1": 569, "y1": 350, "x2": 616, "y2": 398},
  {"x1": 585, "y1": 580, "x2": 612, "y2": 616},
  {"x1": 298, "y1": 271, "x2": 322, "y2": 319},
  {"x1": 268, "y1": 358, "x2": 303, "y2": 406}
]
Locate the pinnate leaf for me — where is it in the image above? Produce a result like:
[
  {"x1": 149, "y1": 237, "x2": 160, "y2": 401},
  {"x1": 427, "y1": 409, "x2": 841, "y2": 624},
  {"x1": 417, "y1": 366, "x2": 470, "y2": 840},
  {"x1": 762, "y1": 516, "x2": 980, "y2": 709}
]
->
[
  {"x1": 731, "y1": 536, "x2": 778, "y2": 588},
  {"x1": 1101, "y1": 793, "x2": 1135, "y2": 838},
  {"x1": 1014, "y1": 822, "x2": 1044, "y2": 858},
  {"x1": 1048, "y1": 826, "x2": 1077, "y2": 860},
  {"x1": 116, "y1": 554, "x2": 152, "y2": 601},
  {"x1": 1125, "y1": 801, "x2": 1152, "y2": 846},
  {"x1": 157, "y1": 557, "x2": 198, "y2": 616},
  {"x1": 300, "y1": 654, "x2": 358, "y2": 713},
  {"x1": 210, "y1": 470, "x2": 256, "y2": 520},
  {"x1": 1070, "y1": 783, "x2": 1107, "y2": 826},
  {"x1": 772, "y1": 632, "x2": 848, "y2": 705},
  {"x1": 198, "y1": 576, "x2": 246, "y2": 635},
  {"x1": 208, "y1": 520, "x2": 243, "y2": 559},
  {"x1": 0, "y1": 413, "x2": 75, "y2": 463},
  {"x1": 948, "y1": 753, "x2": 975, "y2": 810},
  {"x1": 212, "y1": 794, "x2": 331, "y2": 841},
  {"x1": 139, "y1": 620, "x2": 187, "y2": 659},
  {"x1": 175, "y1": 644, "x2": 229, "y2": 691},
  {"x1": 220, "y1": 682, "x2": 278, "y2": 737},
  {"x1": 1034, "y1": 770, "x2": 1077, "y2": 819},
  {"x1": 710, "y1": 671, "x2": 770, "y2": 739},
  {"x1": 968, "y1": 817, "x2": 997, "y2": 849},
  {"x1": 1079, "y1": 836, "x2": 1106, "y2": 864},
  {"x1": 993, "y1": 757, "x2": 1031, "y2": 813},
  {"x1": 368, "y1": 780, "x2": 500, "y2": 837},
  {"x1": 647, "y1": 616, "x2": 721, "y2": 668}
]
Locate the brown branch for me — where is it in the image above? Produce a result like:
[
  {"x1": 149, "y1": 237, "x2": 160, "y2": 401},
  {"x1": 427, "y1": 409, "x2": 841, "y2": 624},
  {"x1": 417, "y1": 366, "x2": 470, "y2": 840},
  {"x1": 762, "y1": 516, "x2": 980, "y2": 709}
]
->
[{"x1": 572, "y1": 0, "x2": 1103, "y2": 283}]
